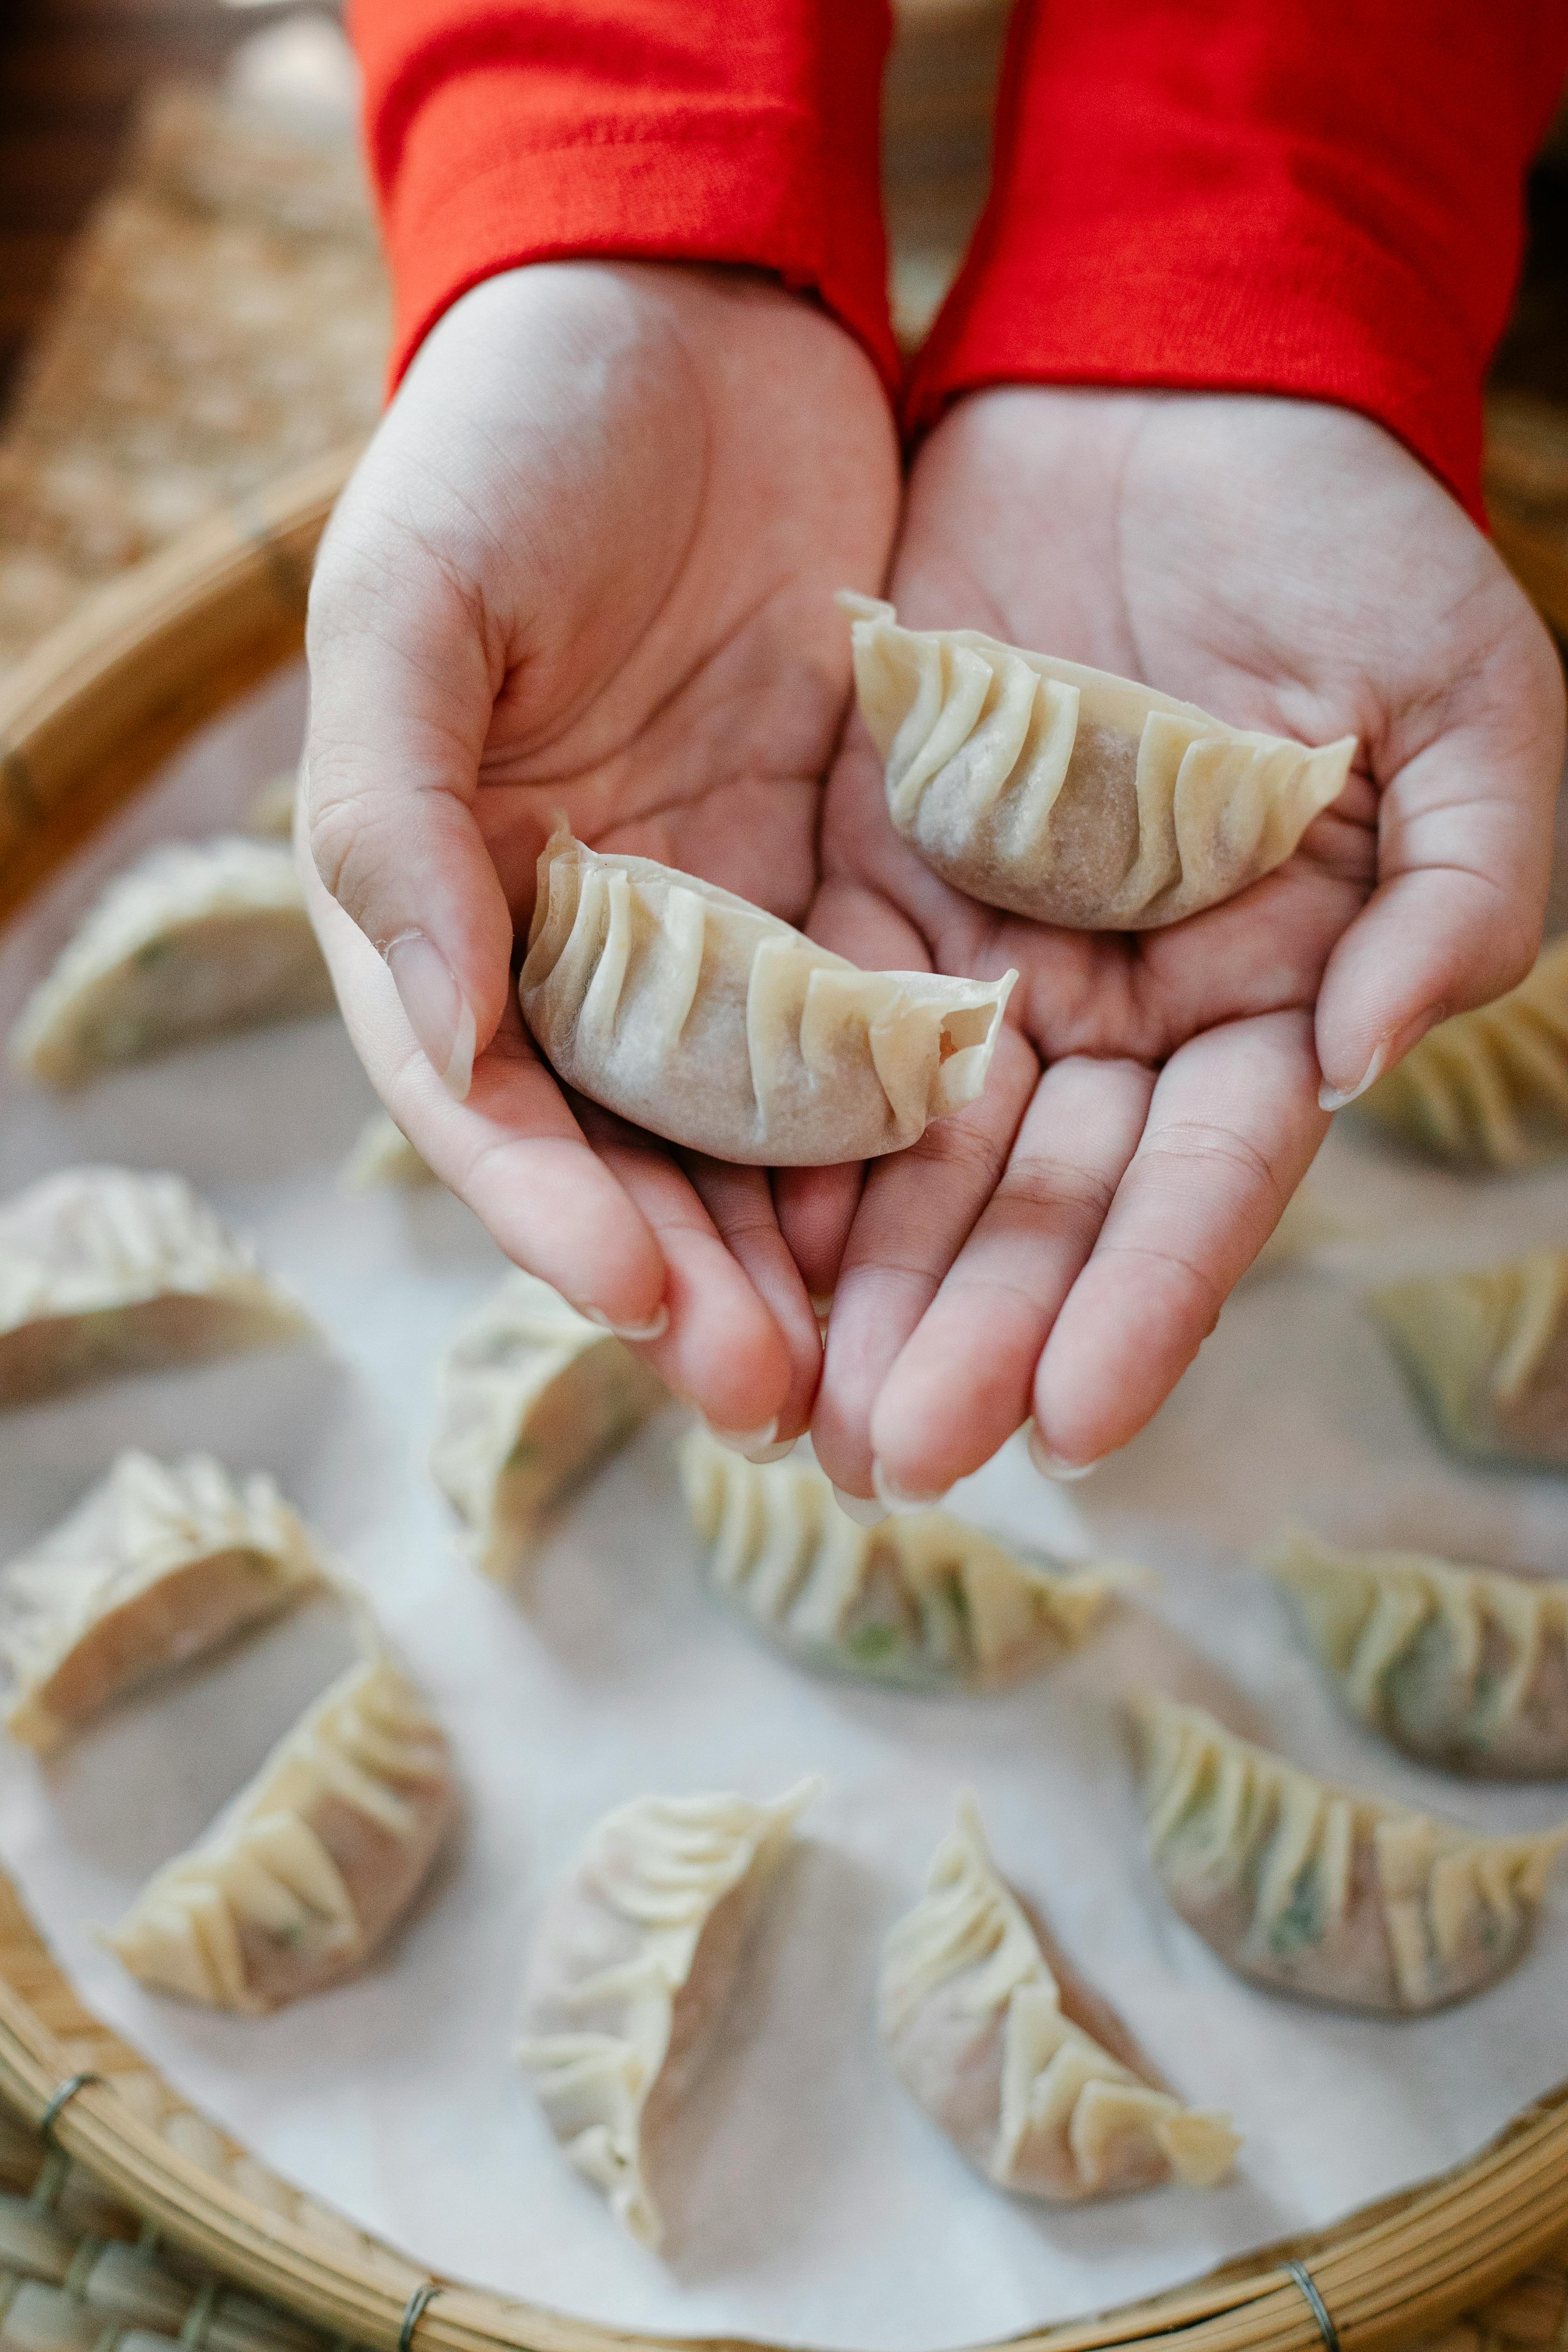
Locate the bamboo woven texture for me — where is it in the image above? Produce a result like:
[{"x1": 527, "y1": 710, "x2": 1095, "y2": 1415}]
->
[{"x1": 2, "y1": 451, "x2": 1568, "y2": 2352}]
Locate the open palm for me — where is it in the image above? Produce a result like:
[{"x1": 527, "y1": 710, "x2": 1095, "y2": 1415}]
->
[
  {"x1": 302, "y1": 262, "x2": 899, "y2": 1445},
  {"x1": 799, "y1": 388, "x2": 1564, "y2": 1505}
]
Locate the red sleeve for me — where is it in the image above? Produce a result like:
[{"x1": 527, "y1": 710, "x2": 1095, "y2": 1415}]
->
[
  {"x1": 349, "y1": 0, "x2": 898, "y2": 399},
  {"x1": 904, "y1": 0, "x2": 1568, "y2": 524}
]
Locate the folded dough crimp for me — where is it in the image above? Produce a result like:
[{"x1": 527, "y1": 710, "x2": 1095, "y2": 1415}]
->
[
  {"x1": 518, "y1": 827, "x2": 1016, "y2": 1164},
  {"x1": 1358, "y1": 939, "x2": 1568, "y2": 1167},
  {"x1": 1127, "y1": 1695, "x2": 1563, "y2": 2012},
  {"x1": 844, "y1": 594, "x2": 1356, "y2": 930},
  {"x1": 431, "y1": 1270, "x2": 665, "y2": 1580},
  {"x1": 1369, "y1": 1250, "x2": 1568, "y2": 1468},
  {"x1": 880, "y1": 1796, "x2": 1239, "y2": 2202},
  {"x1": 515, "y1": 1779, "x2": 818, "y2": 2248},
  {"x1": 0, "y1": 1451, "x2": 326, "y2": 1754},
  {"x1": 10, "y1": 836, "x2": 333, "y2": 1085},
  {"x1": 106, "y1": 1646, "x2": 455, "y2": 2015},
  {"x1": 1269, "y1": 1525, "x2": 1568, "y2": 1778},
  {"x1": 679, "y1": 1425, "x2": 1134, "y2": 1689},
  {"x1": 0, "y1": 1166, "x2": 313, "y2": 1407}
]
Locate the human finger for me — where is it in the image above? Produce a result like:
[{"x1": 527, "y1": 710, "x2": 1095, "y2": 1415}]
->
[
  {"x1": 867, "y1": 1056, "x2": 1154, "y2": 1504},
  {"x1": 305, "y1": 846, "x2": 670, "y2": 1333},
  {"x1": 303, "y1": 437, "x2": 518, "y2": 1105},
  {"x1": 1033, "y1": 1012, "x2": 1328, "y2": 1468},
  {"x1": 809, "y1": 1024, "x2": 1038, "y2": 1507},
  {"x1": 1314, "y1": 558, "x2": 1564, "y2": 1107}
]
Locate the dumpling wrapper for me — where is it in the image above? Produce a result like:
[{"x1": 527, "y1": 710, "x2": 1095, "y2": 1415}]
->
[
  {"x1": 1127, "y1": 1694, "x2": 1564, "y2": 2013},
  {"x1": 515, "y1": 1779, "x2": 819, "y2": 2248},
  {"x1": 518, "y1": 827, "x2": 1016, "y2": 1165},
  {"x1": 844, "y1": 594, "x2": 1356, "y2": 930},
  {"x1": 1269, "y1": 1526, "x2": 1568, "y2": 1779},
  {"x1": 105, "y1": 1649, "x2": 455, "y2": 2015},
  {"x1": 431, "y1": 1270, "x2": 665, "y2": 1581},
  {"x1": 1358, "y1": 938, "x2": 1568, "y2": 1167},
  {"x1": 679, "y1": 1424, "x2": 1137, "y2": 1689},
  {"x1": 881, "y1": 1795, "x2": 1239, "y2": 2201},
  {"x1": 340, "y1": 1111, "x2": 436, "y2": 1193},
  {"x1": 9, "y1": 837, "x2": 334, "y2": 1085},
  {"x1": 0, "y1": 1450, "x2": 326, "y2": 1755},
  {"x1": 1369, "y1": 1250, "x2": 1568, "y2": 1469},
  {"x1": 0, "y1": 1166, "x2": 314, "y2": 1409}
]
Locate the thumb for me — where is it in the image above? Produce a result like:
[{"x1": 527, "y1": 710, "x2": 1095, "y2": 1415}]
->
[
  {"x1": 1314, "y1": 581, "x2": 1564, "y2": 1109},
  {"x1": 302, "y1": 490, "x2": 515, "y2": 1102}
]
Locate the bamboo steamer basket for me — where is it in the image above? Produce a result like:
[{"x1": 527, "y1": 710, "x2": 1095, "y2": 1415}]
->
[{"x1": 3, "y1": 448, "x2": 1568, "y2": 2352}]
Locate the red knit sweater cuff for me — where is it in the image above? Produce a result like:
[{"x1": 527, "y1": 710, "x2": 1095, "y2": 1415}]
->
[
  {"x1": 906, "y1": 212, "x2": 1491, "y2": 525},
  {"x1": 374, "y1": 67, "x2": 899, "y2": 400}
]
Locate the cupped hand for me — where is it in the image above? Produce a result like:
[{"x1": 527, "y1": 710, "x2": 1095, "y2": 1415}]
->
[
  {"x1": 795, "y1": 388, "x2": 1566, "y2": 1506},
  {"x1": 302, "y1": 261, "x2": 899, "y2": 1445}
]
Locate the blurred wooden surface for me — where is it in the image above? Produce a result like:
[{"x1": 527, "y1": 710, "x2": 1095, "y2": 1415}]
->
[{"x1": 0, "y1": 0, "x2": 315, "y2": 407}]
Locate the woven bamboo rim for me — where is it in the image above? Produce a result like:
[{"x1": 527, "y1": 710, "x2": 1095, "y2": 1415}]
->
[{"x1": 2, "y1": 449, "x2": 1568, "y2": 2352}]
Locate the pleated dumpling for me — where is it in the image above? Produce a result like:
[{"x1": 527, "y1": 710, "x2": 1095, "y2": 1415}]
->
[
  {"x1": 679, "y1": 1426, "x2": 1132, "y2": 1689},
  {"x1": 0, "y1": 1451, "x2": 326, "y2": 1754},
  {"x1": 1368, "y1": 1250, "x2": 1568, "y2": 1468},
  {"x1": 1358, "y1": 939, "x2": 1568, "y2": 1167},
  {"x1": 9, "y1": 838, "x2": 333, "y2": 1085},
  {"x1": 844, "y1": 595, "x2": 1355, "y2": 931},
  {"x1": 515, "y1": 1780, "x2": 819, "y2": 2248},
  {"x1": 880, "y1": 1796, "x2": 1239, "y2": 2202},
  {"x1": 106, "y1": 1648, "x2": 455, "y2": 2014},
  {"x1": 340, "y1": 1111, "x2": 435, "y2": 1193},
  {"x1": 0, "y1": 1166, "x2": 313, "y2": 1408},
  {"x1": 1269, "y1": 1526, "x2": 1568, "y2": 1778},
  {"x1": 518, "y1": 827, "x2": 1015, "y2": 1165},
  {"x1": 431, "y1": 1270, "x2": 665, "y2": 1580},
  {"x1": 1127, "y1": 1695, "x2": 1564, "y2": 2012}
]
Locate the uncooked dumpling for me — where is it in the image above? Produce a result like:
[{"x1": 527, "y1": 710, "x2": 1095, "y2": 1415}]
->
[
  {"x1": 0, "y1": 1451, "x2": 326, "y2": 1754},
  {"x1": 9, "y1": 838, "x2": 333, "y2": 1084},
  {"x1": 1127, "y1": 1695, "x2": 1563, "y2": 2012},
  {"x1": 1358, "y1": 940, "x2": 1568, "y2": 1166},
  {"x1": 844, "y1": 595, "x2": 1355, "y2": 930},
  {"x1": 0, "y1": 1166, "x2": 313, "y2": 1408},
  {"x1": 518, "y1": 826, "x2": 1016, "y2": 1165},
  {"x1": 1269, "y1": 1526, "x2": 1568, "y2": 1778},
  {"x1": 431, "y1": 1270, "x2": 665, "y2": 1580},
  {"x1": 880, "y1": 1796, "x2": 1239, "y2": 2201},
  {"x1": 515, "y1": 1780, "x2": 818, "y2": 2247},
  {"x1": 340, "y1": 1111, "x2": 435, "y2": 1192},
  {"x1": 106, "y1": 1647, "x2": 455, "y2": 2014},
  {"x1": 679, "y1": 1425, "x2": 1133, "y2": 1689},
  {"x1": 1368, "y1": 1251, "x2": 1568, "y2": 1468}
]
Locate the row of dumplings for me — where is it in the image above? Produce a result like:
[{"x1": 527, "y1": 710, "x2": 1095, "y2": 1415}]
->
[{"x1": 2, "y1": 1160, "x2": 1567, "y2": 2259}]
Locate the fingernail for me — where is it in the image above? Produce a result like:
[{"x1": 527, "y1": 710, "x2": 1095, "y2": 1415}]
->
[
  {"x1": 386, "y1": 931, "x2": 475, "y2": 1101},
  {"x1": 872, "y1": 1460, "x2": 949, "y2": 1514},
  {"x1": 702, "y1": 1416, "x2": 787, "y2": 1464},
  {"x1": 832, "y1": 1484, "x2": 889, "y2": 1527},
  {"x1": 582, "y1": 1305, "x2": 670, "y2": 1343},
  {"x1": 1318, "y1": 1003, "x2": 1449, "y2": 1113},
  {"x1": 1317, "y1": 1043, "x2": 1386, "y2": 1114},
  {"x1": 1027, "y1": 1425, "x2": 1100, "y2": 1483}
]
